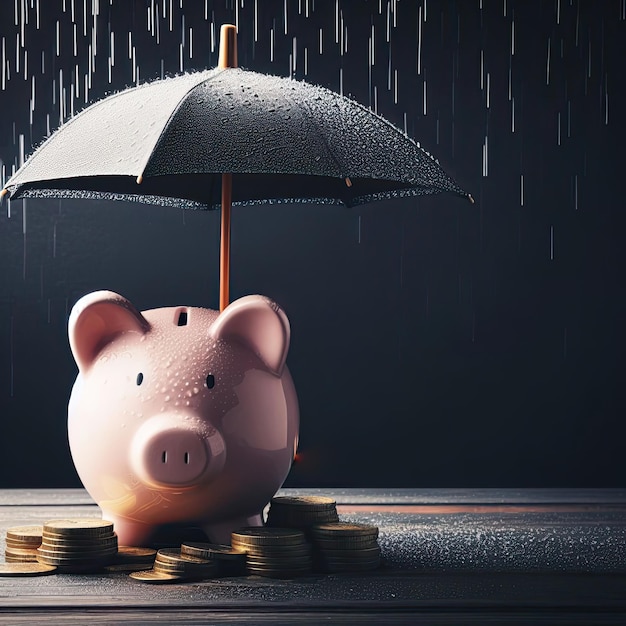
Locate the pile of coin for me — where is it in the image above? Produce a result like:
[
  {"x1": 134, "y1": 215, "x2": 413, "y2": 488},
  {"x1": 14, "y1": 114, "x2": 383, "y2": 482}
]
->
[
  {"x1": 104, "y1": 546, "x2": 157, "y2": 573},
  {"x1": 2, "y1": 521, "x2": 159, "y2": 576},
  {"x1": 181, "y1": 542, "x2": 247, "y2": 577},
  {"x1": 36, "y1": 519, "x2": 118, "y2": 573},
  {"x1": 231, "y1": 528, "x2": 313, "y2": 578},
  {"x1": 4, "y1": 526, "x2": 43, "y2": 563},
  {"x1": 130, "y1": 548, "x2": 218, "y2": 584},
  {"x1": 310, "y1": 522, "x2": 381, "y2": 573},
  {"x1": 1, "y1": 499, "x2": 383, "y2": 580},
  {"x1": 266, "y1": 496, "x2": 339, "y2": 534}
]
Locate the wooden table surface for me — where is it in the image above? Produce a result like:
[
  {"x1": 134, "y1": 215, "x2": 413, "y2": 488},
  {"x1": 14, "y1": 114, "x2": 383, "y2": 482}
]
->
[{"x1": 1, "y1": 488, "x2": 625, "y2": 625}]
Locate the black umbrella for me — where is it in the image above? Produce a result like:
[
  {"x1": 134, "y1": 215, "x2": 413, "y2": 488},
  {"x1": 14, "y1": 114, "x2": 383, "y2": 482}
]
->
[{"x1": 1, "y1": 25, "x2": 472, "y2": 310}]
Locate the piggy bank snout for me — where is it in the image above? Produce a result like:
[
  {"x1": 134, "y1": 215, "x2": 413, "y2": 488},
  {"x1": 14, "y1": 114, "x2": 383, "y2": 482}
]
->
[{"x1": 130, "y1": 415, "x2": 225, "y2": 489}]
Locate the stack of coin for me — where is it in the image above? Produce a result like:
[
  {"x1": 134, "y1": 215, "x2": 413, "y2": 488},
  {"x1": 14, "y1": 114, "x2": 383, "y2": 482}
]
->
[
  {"x1": 231, "y1": 527, "x2": 312, "y2": 578},
  {"x1": 36, "y1": 519, "x2": 118, "y2": 573},
  {"x1": 181, "y1": 542, "x2": 247, "y2": 577},
  {"x1": 4, "y1": 526, "x2": 43, "y2": 563},
  {"x1": 105, "y1": 546, "x2": 157, "y2": 573},
  {"x1": 144, "y1": 548, "x2": 218, "y2": 581},
  {"x1": 266, "y1": 496, "x2": 339, "y2": 535},
  {"x1": 310, "y1": 522, "x2": 381, "y2": 573}
]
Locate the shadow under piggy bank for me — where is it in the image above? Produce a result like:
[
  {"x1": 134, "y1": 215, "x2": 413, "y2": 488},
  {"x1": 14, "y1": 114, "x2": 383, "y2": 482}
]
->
[{"x1": 67, "y1": 290, "x2": 299, "y2": 546}]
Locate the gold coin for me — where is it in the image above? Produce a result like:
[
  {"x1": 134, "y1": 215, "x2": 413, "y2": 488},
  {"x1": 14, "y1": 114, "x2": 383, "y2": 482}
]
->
[
  {"x1": 4, "y1": 555, "x2": 39, "y2": 563},
  {"x1": 312, "y1": 536, "x2": 379, "y2": 549},
  {"x1": 231, "y1": 541, "x2": 312, "y2": 556},
  {"x1": 43, "y1": 519, "x2": 114, "y2": 537},
  {"x1": 5, "y1": 539, "x2": 42, "y2": 550},
  {"x1": 6, "y1": 526, "x2": 43, "y2": 542},
  {"x1": 115, "y1": 546, "x2": 156, "y2": 562},
  {"x1": 5, "y1": 538, "x2": 42, "y2": 549},
  {"x1": 36, "y1": 551, "x2": 116, "y2": 565},
  {"x1": 52, "y1": 561, "x2": 112, "y2": 573},
  {"x1": 4, "y1": 546, "x2": 37, "y2": 556},
  {"x1": 41, "y1": 533, "x2": 116, "y2": 546},
  {"x1": 37, "y1": 545, "x2": 118, "y2": 558},
  {"x1": 311, "y1": 522, "x2": 378, "y2": 538},
  {"x1": 269, "y1": 509, "x2": 339, "y2": 519},
  {"x1": 129, "y1": 569, "x2": 182, "y2": 584},
  {"x1": 231, "y1": 528, "x2": 306, "y2": 546},
  {"x1": 318, "y1": 546, "x2": 381, "y2": 559},
  {"x1": 41, "y1": 538, "x2": 118, "y2": 551},
  {"x1": 245, "y1": 549, "x2": 313, "y2": 561},
  {"x1": 0, "y1": 563, "x2": 57, "y2": 576},
  {"x1": 181, "y1": 542, "x2": 246, "y2": 562},
  {"x1": 152, "y1": 560, "x2": 216, "y2": 577},
  {"x1": 153, "y1": 556, "x2": 216, "y2": 571},
  {"x1": 155, "y1": 548, "x2": 211, "y2": 566},
  {"x1": 151, "y1": 562, "x2": 186, "y2": 574},
  {"x1": 153, "y1": 563, "x2": 216, "y2": 579},
  {"x1": 267, "y1": 513, "x2": 340, "y2": 527},
  {"x1": 270, "y1": 496, "x2": 336, "y2": 508},
  {"x1": 246, "y1": 566, "x2": 311, "y2": 578},
  {"x1": 235, "y1": 548, "x2": 312, "y2": 560},
  {"x1": 153, "y1": 562, "x2": 215, "y2": 577},
  {"x1": 246, "y1": 557, "x2": 312, "y2": 569},
  {"x1": 104, "y1": 563, "x2": 153, "y2": 573}
]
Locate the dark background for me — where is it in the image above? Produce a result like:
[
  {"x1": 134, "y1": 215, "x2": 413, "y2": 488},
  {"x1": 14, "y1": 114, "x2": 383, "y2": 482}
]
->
[{"x1": 0, "y1": 1, "x2": 624, "y2": 488}]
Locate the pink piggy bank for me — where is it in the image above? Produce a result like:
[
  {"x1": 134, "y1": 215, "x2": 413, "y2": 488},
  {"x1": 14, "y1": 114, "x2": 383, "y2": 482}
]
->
[{"x1": 67, "y1": 290, "x2": 299, "y2": 546}]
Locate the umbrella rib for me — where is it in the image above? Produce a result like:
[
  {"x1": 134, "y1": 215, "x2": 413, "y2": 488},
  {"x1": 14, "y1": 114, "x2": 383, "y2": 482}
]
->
[
  {"x1": 2, "y1": 84, "x2": 149, "y2": 195},
  {"x1": 341, "y1": 95, "x2": 471, "y2": 199},
  {"x1": 135, "y1": 69, "x2": 225, "y2": 189},
  {"x1": 288, "y1": 92, "x2": 349, "y2": 190}
]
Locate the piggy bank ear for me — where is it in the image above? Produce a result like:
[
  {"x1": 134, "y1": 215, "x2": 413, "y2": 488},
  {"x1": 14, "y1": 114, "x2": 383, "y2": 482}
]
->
[
  {"x1": 68, "y1": 290, "x2": 150, "y2": 372},
  {"x1": 210, "y1": 295, "x2": 290, "y2": 376}
]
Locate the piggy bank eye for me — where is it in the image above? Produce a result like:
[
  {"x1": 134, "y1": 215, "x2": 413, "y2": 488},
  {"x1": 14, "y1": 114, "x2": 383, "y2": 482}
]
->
[
  {"x1": 206, "y1": 374, "x2": 215, "y2": 389},
  {"x1": 136, "y1": 373, "x2": 144, "y2": 386}
]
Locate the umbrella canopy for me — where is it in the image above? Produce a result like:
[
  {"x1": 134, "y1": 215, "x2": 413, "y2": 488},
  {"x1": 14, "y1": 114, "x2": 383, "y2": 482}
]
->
[
  {"x1": 2, "y1": 75, "x2": 469, "y2": 211},
  {"x1": 1, "y1": 25, "x2": 471, "y2": 310}
]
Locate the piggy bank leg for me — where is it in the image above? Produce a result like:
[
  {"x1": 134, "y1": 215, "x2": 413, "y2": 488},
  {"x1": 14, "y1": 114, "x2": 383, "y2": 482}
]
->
[
  {"x1": 203, "y1": 513, "x2": 264, "y2": 545},
  {"x1": 104, "y1": 513, "x2": 155, "y2": 547}
]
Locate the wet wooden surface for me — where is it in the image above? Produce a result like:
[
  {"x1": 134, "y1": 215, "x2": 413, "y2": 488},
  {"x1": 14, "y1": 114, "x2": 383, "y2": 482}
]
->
[{"x1": 1, "y1": 488, "x2": 625, "y2": 625}]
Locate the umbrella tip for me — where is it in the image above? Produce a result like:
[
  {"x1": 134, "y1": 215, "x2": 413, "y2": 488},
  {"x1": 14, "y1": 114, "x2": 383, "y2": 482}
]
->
[
  {"x1": 219, "y1": 24, "x2": 238, "y2": 69},
  {"x1": 136, "y1": 174, "x2": 143, "y2": 185},
  {"x1": 467, "y1": 193, "x2": 475, "y2": 204},
  {"x1": 345, "y1": 177, "x2": 352, "y2": 188}
]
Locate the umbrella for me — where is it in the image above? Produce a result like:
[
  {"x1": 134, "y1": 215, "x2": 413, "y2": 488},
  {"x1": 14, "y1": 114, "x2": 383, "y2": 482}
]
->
[{"x1": 1, "y1": 25, "x2": 472, "y2": 311}]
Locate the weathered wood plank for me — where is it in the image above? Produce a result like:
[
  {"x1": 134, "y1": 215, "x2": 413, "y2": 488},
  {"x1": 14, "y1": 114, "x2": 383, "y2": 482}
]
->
[
  {"x1": 2, "y1": 488, "x2": 626, "y2": 507},
  {"x1": 0, "y1": 489, "x2": 625, "y2": 623}
]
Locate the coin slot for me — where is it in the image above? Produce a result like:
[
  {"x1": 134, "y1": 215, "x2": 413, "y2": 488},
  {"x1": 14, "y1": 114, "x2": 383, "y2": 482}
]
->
[
  {"x1": 162, "y1": 451, "x2": 167, "y2": 464},
  {"x1": 177, "y1": 310, "x2": 188, "y2": 326},
  {"x1": 184, "y1": 452, "x2": 190, "y2": 464}
]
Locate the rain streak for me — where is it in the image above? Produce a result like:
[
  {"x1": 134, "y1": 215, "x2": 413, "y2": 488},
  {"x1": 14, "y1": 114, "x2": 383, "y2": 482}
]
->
[{"x1": 0, "y1": 0, "x2": 623, "y2": 392}]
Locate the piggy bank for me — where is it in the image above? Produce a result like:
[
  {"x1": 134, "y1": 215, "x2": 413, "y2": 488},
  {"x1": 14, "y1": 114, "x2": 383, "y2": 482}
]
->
[{"x1": 67, "y1": 290, "x2": 299, "y2": 546}]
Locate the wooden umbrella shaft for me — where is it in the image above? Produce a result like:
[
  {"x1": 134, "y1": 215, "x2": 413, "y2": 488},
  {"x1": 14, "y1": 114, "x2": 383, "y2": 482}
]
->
[
  {"x1": 218, "y1": 24, "x2": 237, "y2": 312},
  {"x1": 219, "y1": 173, "x2": 232, "y2": 312}
]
